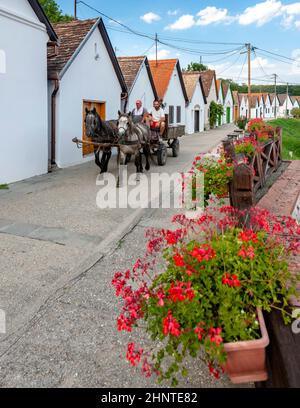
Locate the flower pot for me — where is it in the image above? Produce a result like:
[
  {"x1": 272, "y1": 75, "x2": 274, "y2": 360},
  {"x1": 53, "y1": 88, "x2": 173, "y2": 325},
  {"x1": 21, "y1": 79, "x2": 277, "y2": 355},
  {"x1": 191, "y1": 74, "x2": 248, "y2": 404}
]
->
[{"x1": 223, "y1": 309, "x2": 269, "y2": 384}]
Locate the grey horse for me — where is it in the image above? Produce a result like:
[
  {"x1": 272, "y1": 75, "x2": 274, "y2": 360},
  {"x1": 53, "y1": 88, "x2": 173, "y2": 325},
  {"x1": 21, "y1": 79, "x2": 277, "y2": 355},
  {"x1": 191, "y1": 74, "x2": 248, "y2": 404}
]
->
[{"x1": 117, "y1": 111, "x2": 151, "y2": 186}]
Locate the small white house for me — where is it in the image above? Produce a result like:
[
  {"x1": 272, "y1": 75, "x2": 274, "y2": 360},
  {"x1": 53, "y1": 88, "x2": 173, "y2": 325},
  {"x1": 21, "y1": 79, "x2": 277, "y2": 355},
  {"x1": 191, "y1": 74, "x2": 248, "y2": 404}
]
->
[
  {"x1": 117, "y1": 56, "x2": 157, "y2": 112},
  {"x1": 216, "y1": 79, "x2": 224, "y2": 126},
  {"x1": 278, "y1": 94, "x2": 294, "y2": 118},
  {"x1": 48, "y1": 18, "x2": 127, "y2": 168},
  {"x1": 291, "y1": 96, "x2": 300, "y2": 110},
  {"x1": 239, "y1": 94, "x2": 248, "y2": 118},
  {"x1": 182, "y1": 72, "x2": 206, "y2": 134},
  {"x1": 0, "y1": 0, "x2": 57, "y2": 184},
  {"x1": 263, "y1": 94, "x2": 273, "y2": 119},
  {"x1": 149, "y1": 59, "x2": 188, "y2": 127},
  {"x1": 199, "y1": 70, "x2": 218, "y2": 129},
  {"x1": 270, "y1": 94, "x2": 280, "y2": 118},
  {"x1": 223, "y1": 83, "x2": 234, "y2": 124}
]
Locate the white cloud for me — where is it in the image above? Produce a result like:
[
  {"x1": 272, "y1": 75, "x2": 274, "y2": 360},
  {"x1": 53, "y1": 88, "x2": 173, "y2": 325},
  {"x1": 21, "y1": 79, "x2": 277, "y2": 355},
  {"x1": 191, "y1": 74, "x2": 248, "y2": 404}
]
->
[
  {"x1": 167, "y1": 10, "x2": 179, "y2": 16},
  {"x1": 165, "y1": 1, "x2": 300, "y2": 31},
  {"x1": 140, "y1": 12, "x2": 161, "y2": 24},
  {"x1": 196, "y1": 7, "x2": 233, "y2": 26},
  {"x1": 147, "y1": 48, "x2": 170, "y2": 60},
  {"x1": 165, "y1": 15, "x2": 195, "y2": 30},
  {"x1": 238, "y1": 0, "x2": 282, "y2": 26}
]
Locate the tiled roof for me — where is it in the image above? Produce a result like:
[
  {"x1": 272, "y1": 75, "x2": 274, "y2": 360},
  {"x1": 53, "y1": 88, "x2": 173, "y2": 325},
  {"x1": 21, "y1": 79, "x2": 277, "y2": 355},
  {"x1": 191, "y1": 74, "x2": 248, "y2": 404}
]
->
[
  {"x1": 238, "y1": 93, "x2": 258, "y2": 108},
  {"x1": 182, "y1": 72, "x2": 200, "y2": 101},
  {"x1": 117, "y1": 56, "x2": 145, "y2": 91},
  {"x1": 199, "y1": 70, "x2": 216, "y2": 98},
  {"x1": 216, "y1": 79, "x2": 222, "y2": 99},
  {"x1": 148, "y1": 59, "x2": 178, "y2": 99},
  {"x1": 290, "y1": 96, "x2": 300, "y2": 106},
  {"x1": 232, "y1": 91, "x2": 240, "y2": 105},
  {"x1": 222, "y1": 82, "x2": 229, "y2": 98},
  {"x1": 277, "y1": 94, "x2": 287, "y2": 106},
  {"x1": 48, "y1": 19, "x2": 97, "y2": 75}
]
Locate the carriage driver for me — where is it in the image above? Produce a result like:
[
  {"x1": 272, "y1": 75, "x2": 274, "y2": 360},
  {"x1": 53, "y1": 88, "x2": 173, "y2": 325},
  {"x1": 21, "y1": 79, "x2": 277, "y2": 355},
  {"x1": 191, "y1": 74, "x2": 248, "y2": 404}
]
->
[
  {"x1": 131, "y1": 100, "x2": 148, "y2": 124},
  {"x1": 149, "y1": 99, "x2": 166, "y2": 136}
]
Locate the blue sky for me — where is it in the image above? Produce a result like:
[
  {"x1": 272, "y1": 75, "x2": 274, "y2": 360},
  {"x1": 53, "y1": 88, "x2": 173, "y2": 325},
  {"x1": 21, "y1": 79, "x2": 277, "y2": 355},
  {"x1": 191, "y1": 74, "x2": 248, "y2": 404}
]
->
[{"x1": 56, "y1": 1, "x2": 300, "y2": 84}]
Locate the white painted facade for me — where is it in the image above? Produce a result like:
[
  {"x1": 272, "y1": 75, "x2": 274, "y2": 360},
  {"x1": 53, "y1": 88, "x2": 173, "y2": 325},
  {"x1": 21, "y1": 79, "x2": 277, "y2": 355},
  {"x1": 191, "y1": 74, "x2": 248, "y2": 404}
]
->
[
  {"x1": 271, "y1": 95, "x2": 280, "y2": 118},
  {"x1": 0, "y1": 0, "x2": 50, "y2": 184},
  {"x1": 251, "y1": 99, "x2": 259, "y2": 119},
  {"x1": 263, "y1": 95, "x2": 273, "y2": 119},
  {"x1": 278, "y1": 95, "x2": 294, "y2": 117},
  {"x1": 126, "y1": 61, "x2": 155, "y2": 113},
  {"x1": 292, "y1": 98, "x2": 300, "y2": 109},
  {"x1": 185, "y1": 81, "x2": 206, "y2": 134},
  {"x1": 204, "y1": 79, "x2": 217, "y2": 129},
  {"x1": 223, "y1": 87, "x2": 234, "y2": 124},
  {"x1": 239, "y1": 95, "x2": 248, "y2": 118},
  {"x1": 217, "y1": 85, "x2": 224, "y2": 126},
  {"x1": 53, "y1": 26, "x2": 122, "y2": 168},
  {"x1": 163, "y1": 66, "x2": 186, "y2": 127}
]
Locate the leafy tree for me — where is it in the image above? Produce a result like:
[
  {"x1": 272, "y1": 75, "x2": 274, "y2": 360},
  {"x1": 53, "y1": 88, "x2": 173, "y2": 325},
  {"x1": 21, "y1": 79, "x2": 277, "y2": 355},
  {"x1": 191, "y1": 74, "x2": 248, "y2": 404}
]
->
[
  {"x1": 209, "y1": 101, "x2": 224, "y2": 128},
  {"x1": 39, "y1": 0, "x2": 73, "y2": 23},
  {"x1": 291, "y1": 108, "x2": 300, "y2": 118},
  {"x1": 186, "y1": 62, "x2": 208, "y2": 72}
]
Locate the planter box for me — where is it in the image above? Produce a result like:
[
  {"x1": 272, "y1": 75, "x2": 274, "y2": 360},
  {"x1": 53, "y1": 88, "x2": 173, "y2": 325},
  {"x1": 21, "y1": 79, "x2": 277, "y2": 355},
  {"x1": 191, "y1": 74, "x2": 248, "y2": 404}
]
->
[{"x1": 223, "y1": 309, "x2": 269, "y2": 384}]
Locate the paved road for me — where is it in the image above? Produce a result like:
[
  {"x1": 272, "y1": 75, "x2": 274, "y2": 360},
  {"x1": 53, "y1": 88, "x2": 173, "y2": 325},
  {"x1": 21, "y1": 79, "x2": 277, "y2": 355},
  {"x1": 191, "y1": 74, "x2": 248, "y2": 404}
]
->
[{"x1": 0, "y1": 125, "x2": 252, "y2": 387}]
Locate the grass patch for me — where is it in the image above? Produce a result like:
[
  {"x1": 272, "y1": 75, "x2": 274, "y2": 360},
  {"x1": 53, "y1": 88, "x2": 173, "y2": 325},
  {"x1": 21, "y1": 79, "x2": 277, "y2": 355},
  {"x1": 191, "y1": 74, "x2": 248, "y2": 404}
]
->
[
  {"x1": 0, "y1": 184, "x2": 9, "y2": 190},
  {"x1": 267, "y1": 118, "x2": 300, "y2": 160}
]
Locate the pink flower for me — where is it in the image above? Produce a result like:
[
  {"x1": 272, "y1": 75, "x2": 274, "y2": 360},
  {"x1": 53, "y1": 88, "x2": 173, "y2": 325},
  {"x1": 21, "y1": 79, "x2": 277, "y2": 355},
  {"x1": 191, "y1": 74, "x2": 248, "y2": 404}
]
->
[
  {"x1": 238, "y1": 246, "x2": 255, "y2": 259},
  {"x1": 209, "y1": 328, "x2": 223, "y2": 345},
  {"x1": 173, "y1": 254, "x2": 185, "y2": 267},
  {"x1": 126, "y1": 343, "x2": 143, "y2": 367}
]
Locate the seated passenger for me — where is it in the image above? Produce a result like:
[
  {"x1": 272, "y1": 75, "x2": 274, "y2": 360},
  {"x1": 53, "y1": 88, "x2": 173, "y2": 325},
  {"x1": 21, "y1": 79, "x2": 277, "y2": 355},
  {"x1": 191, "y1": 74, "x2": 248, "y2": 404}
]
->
[
  {"x1": 131, "y1": 100, "x2": 148, "y2": 124},
  {"x1": 148, "y1": 100, "x2": 166, "y2": 136}
]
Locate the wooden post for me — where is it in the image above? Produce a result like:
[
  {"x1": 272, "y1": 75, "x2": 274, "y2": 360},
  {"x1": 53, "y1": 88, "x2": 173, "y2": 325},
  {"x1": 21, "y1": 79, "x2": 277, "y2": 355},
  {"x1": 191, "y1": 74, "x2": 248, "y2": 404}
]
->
[
  {"x1": 231, "y1": 161, "x2": 255, "y2": 214},
  {"x1": 222, "y1": 139, "x2": 236, "y2": 163}
]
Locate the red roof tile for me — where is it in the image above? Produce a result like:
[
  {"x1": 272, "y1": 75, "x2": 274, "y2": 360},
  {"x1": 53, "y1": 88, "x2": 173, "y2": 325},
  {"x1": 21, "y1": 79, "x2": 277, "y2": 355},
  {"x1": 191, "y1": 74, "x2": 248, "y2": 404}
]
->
[
  {"x1": 117, "y1": 56, "x2": 145, "y2": 91},
  {"x1": 148, "y1": 59, "x2": 178, "y2": 99},
  {"x1": 199, "y1": 70, "x2": 216, "y2": 98}
]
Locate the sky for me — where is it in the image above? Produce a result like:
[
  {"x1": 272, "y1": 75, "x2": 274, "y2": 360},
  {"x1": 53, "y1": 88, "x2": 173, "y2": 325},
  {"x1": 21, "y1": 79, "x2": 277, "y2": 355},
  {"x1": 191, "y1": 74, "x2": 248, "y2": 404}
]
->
[{"x1": 56, "y1": 1, "x2": 300, "y2": 85}]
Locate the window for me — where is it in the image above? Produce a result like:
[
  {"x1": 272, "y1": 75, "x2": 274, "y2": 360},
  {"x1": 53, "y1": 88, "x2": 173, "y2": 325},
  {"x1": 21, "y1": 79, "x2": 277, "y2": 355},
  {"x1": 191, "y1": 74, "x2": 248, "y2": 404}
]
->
[
  {"x1": 169, "y1": 106, "x2": 174, "y2": 124},
  {"x1": 176, "y1": 106, "x2": 181, "y2": 124}
]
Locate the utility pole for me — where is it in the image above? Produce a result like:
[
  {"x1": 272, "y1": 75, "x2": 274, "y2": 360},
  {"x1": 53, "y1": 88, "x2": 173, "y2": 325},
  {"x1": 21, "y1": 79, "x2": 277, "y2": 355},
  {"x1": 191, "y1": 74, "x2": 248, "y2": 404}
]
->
[
  {"x1": 74, "y1": 0, "x2": 77, "y2": 20},
  {"x1": 273, "y1": 73, "x2": 278, "y2": 118},
  {"x1": 247, "y1": 43, "x2": 251, "y2": 120},
  {"x1": 155, "y1": 33, "x2": 158, "y2": 66},
  {"x1": 286, "y1": 82, "x2": 289, "y2": 118}
]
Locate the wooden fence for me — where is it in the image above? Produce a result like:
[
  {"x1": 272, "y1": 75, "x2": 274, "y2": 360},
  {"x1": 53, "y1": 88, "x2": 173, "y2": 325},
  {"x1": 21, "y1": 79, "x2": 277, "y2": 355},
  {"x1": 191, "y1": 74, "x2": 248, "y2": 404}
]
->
[{"x1": 223, "y1": 127, "x2": 283, "y2": 210}]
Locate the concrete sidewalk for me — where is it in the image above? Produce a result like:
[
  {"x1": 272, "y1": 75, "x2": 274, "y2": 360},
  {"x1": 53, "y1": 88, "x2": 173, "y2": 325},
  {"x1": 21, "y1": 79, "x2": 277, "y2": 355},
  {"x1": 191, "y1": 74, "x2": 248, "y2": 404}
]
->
[{"x1": 0, "y1": 125, "x2": 246, "y2": 387}]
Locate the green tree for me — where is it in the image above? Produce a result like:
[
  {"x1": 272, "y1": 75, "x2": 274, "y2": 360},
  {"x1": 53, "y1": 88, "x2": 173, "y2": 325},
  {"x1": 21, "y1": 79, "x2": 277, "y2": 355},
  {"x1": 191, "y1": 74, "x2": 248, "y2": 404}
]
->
[
  {"x1": 186, "y1": 62, "x2": 208, "y2": 72},
  {"x1": 291, "y1": 108, "x2": 300, "y2": 118},
  {"x1": 39, "y1": 0, "x2": 74, "y2": 23}
]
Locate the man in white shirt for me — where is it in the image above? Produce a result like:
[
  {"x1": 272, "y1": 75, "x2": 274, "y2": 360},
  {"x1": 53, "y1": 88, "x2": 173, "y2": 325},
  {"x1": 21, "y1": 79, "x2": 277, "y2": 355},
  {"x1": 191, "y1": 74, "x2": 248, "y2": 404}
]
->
[{"x1": 148, "y1": 100, "x2": 166, "y2": 136}]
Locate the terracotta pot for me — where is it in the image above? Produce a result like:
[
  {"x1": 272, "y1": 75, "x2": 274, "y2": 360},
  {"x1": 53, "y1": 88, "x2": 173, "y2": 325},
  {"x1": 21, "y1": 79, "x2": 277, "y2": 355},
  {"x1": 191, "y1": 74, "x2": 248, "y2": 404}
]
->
[{"x1": 223, "y1": 309, "x2": 269, "y2": 384}]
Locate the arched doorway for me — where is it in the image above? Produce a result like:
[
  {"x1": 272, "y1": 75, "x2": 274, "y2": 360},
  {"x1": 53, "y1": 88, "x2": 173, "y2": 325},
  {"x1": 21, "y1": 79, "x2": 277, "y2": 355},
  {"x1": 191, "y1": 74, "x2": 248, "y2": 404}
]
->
[{"x1": 194, "y1": 105, "x2": 200, "y2": 133}]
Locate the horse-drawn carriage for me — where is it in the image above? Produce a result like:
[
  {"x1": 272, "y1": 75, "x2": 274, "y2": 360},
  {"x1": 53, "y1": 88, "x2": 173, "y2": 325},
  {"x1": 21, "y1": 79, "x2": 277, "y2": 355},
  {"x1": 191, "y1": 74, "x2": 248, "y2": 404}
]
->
[
  {"x1": 148, "y1": 113, "x2": 185, "y2": 166},
  {"x1": 72, "y1": 108, "x2": 185, "y2": 182}
]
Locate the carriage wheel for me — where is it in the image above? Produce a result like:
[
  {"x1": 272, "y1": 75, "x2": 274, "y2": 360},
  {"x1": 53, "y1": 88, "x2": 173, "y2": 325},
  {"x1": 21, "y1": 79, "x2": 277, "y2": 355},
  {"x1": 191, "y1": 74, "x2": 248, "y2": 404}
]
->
[
  {"x1": 172, "y1": 139, "x2": 180, "y2": 157},
  {"x1": 157, "y1": 144, "x2": 167, "y2": 166}
]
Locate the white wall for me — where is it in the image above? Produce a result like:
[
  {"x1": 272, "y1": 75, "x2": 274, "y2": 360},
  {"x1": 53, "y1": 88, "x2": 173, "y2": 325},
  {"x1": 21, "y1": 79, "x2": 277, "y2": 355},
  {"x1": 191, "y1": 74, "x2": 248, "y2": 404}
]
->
[
  {"x1": 264, "y1": 97, "x2": 273, "y2": 119},
  {"x1": 224, "y1": 90, "x2": 234, "y2": 124},
  {"x1": 185, "y1": 82, "x2": 205, "y2": 134},
  {"x1": 164, "y1": 66, "x2": 186, "y2": 126},
  {"x1": 217, "y1": 89, "x2": 224, "y2": 126},
  {"x1": 204, "y1": 80, "x2": 217, "y2": 129},
  {"x1": 278, "y1": 96, "x2": 294, "y2": 117},
  {"x1": 0, "y1": 0, "x2": 49, "y2": 184},
  {"x1": 127, "y1": 62, "x2": 155, "y2": 113},
  {"x1": 0, "y1": 0, "x2": 39, "y2": 20},
  {"x1": 55, "y1": 27, "x2": 122, "y2": 168}
]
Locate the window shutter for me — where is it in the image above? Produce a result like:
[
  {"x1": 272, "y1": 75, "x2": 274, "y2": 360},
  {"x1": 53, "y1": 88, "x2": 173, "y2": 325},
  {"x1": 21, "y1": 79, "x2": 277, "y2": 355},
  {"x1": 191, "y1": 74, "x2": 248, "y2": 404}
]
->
[
  {"x1": 169, "y1": 106, "x2": 174, "y2": 124},
  {"x1": 176, "y1": 106, "x2": 181, "y2": 123}
]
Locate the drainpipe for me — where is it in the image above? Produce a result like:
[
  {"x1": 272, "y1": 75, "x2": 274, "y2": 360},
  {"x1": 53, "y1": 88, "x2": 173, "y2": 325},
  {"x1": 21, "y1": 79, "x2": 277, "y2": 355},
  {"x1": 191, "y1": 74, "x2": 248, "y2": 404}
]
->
[
  {"x1": 121, "y1": 92, "x2": 128, "y2": 113},
  {"x1": 51, "y1": 77, "x2": 59, "y2": 166}
]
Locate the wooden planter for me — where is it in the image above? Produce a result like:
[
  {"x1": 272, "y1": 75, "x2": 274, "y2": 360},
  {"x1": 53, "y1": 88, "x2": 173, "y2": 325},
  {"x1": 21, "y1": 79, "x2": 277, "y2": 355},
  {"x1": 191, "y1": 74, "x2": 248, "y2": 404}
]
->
[{"x1": 223, "y1": 309, "x2": 269, "y2": 384}]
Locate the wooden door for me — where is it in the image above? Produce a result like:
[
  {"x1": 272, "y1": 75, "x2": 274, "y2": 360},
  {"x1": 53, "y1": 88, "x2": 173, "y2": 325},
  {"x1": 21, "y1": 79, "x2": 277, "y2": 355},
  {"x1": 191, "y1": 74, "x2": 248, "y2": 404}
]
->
[
  {"x1": 226, "y1": 107, "x2": 231, "y2": 124},
  {"x1": 82, "y1": 101, "x2": 106, "y2": 156},
  {"x1": 194, "y1": 110, "x2": 200, "y2": 133}
]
